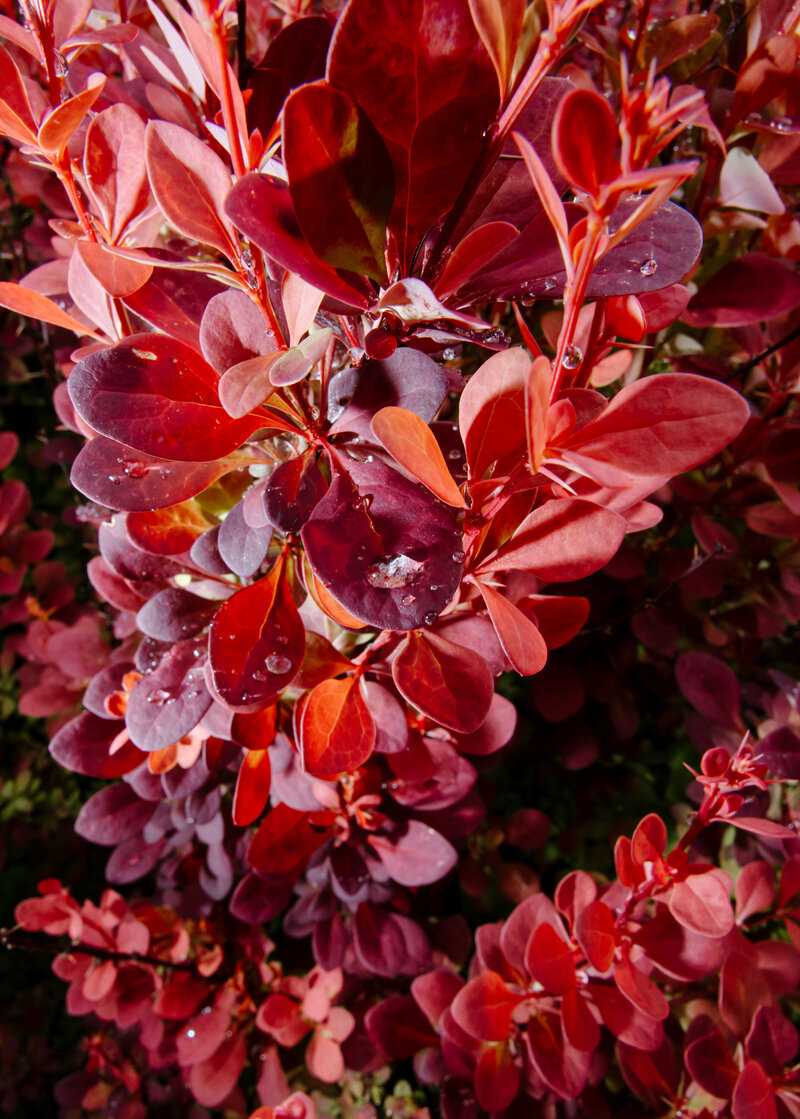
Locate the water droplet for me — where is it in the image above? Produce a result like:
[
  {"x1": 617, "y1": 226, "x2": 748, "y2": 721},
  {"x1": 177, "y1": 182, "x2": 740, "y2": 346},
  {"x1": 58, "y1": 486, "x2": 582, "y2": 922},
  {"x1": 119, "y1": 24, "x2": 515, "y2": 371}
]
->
[
  {"x1": 447, "y1": 448, "x2": 462, "y2": 461},
  {"x1": 401, "y1": 593, "x2": 416, "y2": 605},
  {"x1": 423, "y1": 611, "x2": 438, "y2": 625},
  {"x1": 186, "y1": 689, "x2": 201, "y2": 699},
  {"x1": 310, "y1": 406, "x2": 320, "y2": 420},
  {"x1": 442, "y1": 347, "x2": 456, "y2": 360},
  {"x1": 265, "y1": 654, "x2": 293, "y2": 675},
  {"x1": 774, "y1": 115, "x2": 793, "y2": 132},
  {"x1": 131, "y1": 348, "x2": 157, "y2": 361},
  {"x1": 563, "y1": 346, "x2": 583, "y2": 370},
  {"x1": 275, "y1": 634, "x2": 288, "y2": 645},
  {"x1": 186, "y1": 1029, "x2": 196, "y2": 1039},
  {"x1": 365, "y1": 553, "x2": 423, "y2": 589},
  {"x1": 639, "y1": 257, "x2": 658, "y2": 276},
  {"x1": 521, "y1": 292, "x2": 536, "y2": 307},
  {"x1": 452, "y1": 550, "x2": 465, "y2": 562},
  {"x1": 430, "y1": 584, "x2": 439, "y2": 591},
  {"x1": 122, "y1": 458, "x2": 148, "y2": 479},
  {"x1": 147, "y1": 688, "x2": 171, "y2": 706},
  {"x1": 107, "y1": 474, "x2": 122, "y2": 485}
]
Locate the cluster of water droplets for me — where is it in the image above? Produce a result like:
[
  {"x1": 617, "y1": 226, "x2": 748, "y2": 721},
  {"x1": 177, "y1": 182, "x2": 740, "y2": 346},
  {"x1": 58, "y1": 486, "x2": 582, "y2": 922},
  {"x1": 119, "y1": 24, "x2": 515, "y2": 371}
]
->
[{"x1": 365, "y1": 553, "x2": 423, "y2": 589}]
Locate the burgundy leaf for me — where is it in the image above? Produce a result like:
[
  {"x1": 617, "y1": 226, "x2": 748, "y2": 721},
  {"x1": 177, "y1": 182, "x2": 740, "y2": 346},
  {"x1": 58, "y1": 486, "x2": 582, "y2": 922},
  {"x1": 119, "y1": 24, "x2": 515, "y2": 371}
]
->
[
  {"x1": 368, "y1": 821, "x2": 457, "y2": 886},
  {"x1": 302, "y1": 458, "x2": 464, "y2": 631},
  {"x1": 125, "y1": 641, "x2": 211, "y2": 752},
  {"x1": 392, "y1": 630, "x2": 494, "y2": 733}
]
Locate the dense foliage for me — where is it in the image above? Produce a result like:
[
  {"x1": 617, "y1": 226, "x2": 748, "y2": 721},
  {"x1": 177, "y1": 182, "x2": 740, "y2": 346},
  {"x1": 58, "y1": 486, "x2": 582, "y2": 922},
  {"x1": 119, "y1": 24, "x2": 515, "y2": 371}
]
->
[{"x1": 1, "y1": 0, "x2": 800, "y2": 1115}]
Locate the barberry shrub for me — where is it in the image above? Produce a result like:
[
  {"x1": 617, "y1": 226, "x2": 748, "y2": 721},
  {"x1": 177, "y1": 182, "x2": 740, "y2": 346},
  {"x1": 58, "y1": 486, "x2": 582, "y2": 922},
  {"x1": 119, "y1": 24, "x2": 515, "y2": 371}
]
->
[{"x1": 1, "y1": 0, "x2": 800, "y2": 1115}]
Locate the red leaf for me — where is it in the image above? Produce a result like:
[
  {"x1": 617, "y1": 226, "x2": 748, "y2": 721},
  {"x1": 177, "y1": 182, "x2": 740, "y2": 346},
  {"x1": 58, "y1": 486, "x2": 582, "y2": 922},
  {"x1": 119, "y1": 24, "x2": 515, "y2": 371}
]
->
[
  {"x1": 675, "y1": 652, "x2": 744, "y2": 731},
  {"x1": 468, "y1": 0, "x2": 525, "y2": 96},
  {"x1": 232, "y1": 749, "x2": 272, "y2": 827},
  {"x1": 365, "y1": 996, "x2": 439, "y2": 1057},
  {"x1": 685, "y1": 1029, "x2": 739, "y2": 1099},
  {"x1": 451, "y1": 972, "x2": 522, "y2": 1042},
  {"x1": 575, "y1": 900, "x2": 617, "y2": 973},
  {"x1": 476, "y1": 581, "x2": 548, "y2": 675},
  {"x1": 685, "y1": 252, "x2": 800, "y2": 328},
  {"x1": 631, "y1": 814, "x2": 668, "y2": 865},
  {"x1": 613, "y1": 958, "x2": 669, "y2": 1020},
  {"x1": 735, "y1": 861, "x2": 776, "y2": 924},
  {"x1": 669, "y1": 872, "x2": 734, "y2": 939},
  {"x1": 525, "y1": 921, "x2": 576, "y2": 994},
  {"x1": 459, "y1": 348, "x2": 529, "y2": 484},
  {"x1": 732, "y1": 1059, "x2": 778, "y2": 1119},
  {"x1": 327, "y1": 0, "x2": 499, "y2": 271},
  {"x1": 392, "y1": 630, "x2": 494, "y2": 733},
  {"x1": 38, "y1": 73, "x2": 106, "y2": 155},
  {"x1": 0, "y1": 43, "x2": 37, "y2": 144},
  {"x1": 283, "y1": 81, "x2": 393, "y2": 283},
  {"x1": 127, "y1": 501, "x2": 213, "y2": 556},
  {"x1": 145, "y1": 121, "x2": 238, "y2": 257},
  {"x1": 552, "y1": 89, "x2": 619, "y2": 197},
  {"x1": 248, "y1": 804, "x2": 330, "y2": 876},
  {"x1": 68, "y1": 334, "x2": 263, "y2": 461},
  {"x1": 562, "y1": 988, "x2": 601, "y2": 1051},
  {"x1": 208, "y1": 555, "x2": 305, "y2": 710},
  {"x1": 154, "y1": 973, "x2": 210, "y2": 1020},
  {"x1": 475, "y1": 497, "x2": 626, "y2": 581},
  {"x1": 84, "y1": 104, "x2": 150, "y2": 242},
  {"x1": 372, "y1": 406, "x2": 466, "y2": 507},
  {"x1": 475, "y1": 1041, "x2": 520, "y2": 1112},
  {"x1": 720, "y1": 952, "x2": 772, "y2": 1039},
  {"x1": 730, "y1": 814, "x2": 797, "y2": 839},
  {"x1": 562, "y1": 373, "x2": 750, "y2": 479},
  {"x1": 300, "y1": 676, "x2": 375, "y2": 777},
  {"x1": 189, "y1": 1030, "x2": 247, "y2": 1108},
  {"x1": 49, "y1": 712, "x2": 145, "y2": 778}
]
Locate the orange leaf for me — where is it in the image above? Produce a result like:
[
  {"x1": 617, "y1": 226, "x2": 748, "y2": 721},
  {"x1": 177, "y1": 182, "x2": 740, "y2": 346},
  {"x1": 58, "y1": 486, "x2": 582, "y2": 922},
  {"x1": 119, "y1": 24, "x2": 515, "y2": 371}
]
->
[
  {"x1": 38, "y1": 74, "x2": 106, "y2": 155},
  {"x1": 0, "y1": 282, "x2": 100, "y2": 338},
  {"x1": 372, "y1": 406, "x2": 466, "y2": 508},
  {"x1": 300, "y1": 676, "x2": 375, "y2": 777},
  {"x1": 232, "y1": 748, "x2": 272, "y2": 826},
  {"x1": 468, "y1": 0, "x2": 525, "y2": 97},
  {"x1": 0, "y1": 43, "x2": 37, "y2": 145}
]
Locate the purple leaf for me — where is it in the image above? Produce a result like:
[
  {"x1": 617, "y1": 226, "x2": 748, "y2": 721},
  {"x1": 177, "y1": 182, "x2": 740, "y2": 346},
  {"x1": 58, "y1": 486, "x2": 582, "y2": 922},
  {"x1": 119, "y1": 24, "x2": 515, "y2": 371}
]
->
[
  {"x1": 757, "y1": 726, "x2": 800, "y2": 779},
  {"x1": 136, "y1": 587, "x2": 217, "y2": 642},
  {"x1": 199, "y1": 289, "x2": 276, "y2": 373},
  {"x1": 263, "y1": 454, "x2": 327, "y2": 533},
  {"x1": 217, "y1": 497, "x2": 272, "y2": 577},
  {"x1": 301, "y1": 457, "x2": 464, "y2": 631},
  {"x1": 329, "y1": 348, "x2": 448, "y2": 438},
  {"x1": 75, "y1": 784, "x2": 155, "y2": 846},
  {"x1": 71, "y1": 436, "x2": 229, "y2": 512},
  {"x1": 105, "y1": 835, "x2": 167, "y2": 884},
  {"x1": 675, "y1": 652, "x2": 744, "y2": 731},
  {"x1": 368, "y1": 821, "x2": 458, "y2": 886},
  {"x1": 125, "y1": 640, "x2": 212, "y2": 751}
]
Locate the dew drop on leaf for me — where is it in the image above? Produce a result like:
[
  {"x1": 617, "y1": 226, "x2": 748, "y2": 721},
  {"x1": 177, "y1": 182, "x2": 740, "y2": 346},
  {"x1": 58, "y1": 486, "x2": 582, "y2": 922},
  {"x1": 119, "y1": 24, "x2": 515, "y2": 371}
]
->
[
  {"x1": 122, "y1": 459, "x2": 148, "y2": 478},
  {"x1": 452, "y1": 550, "x2": 465, "y2": 562},
  {"x1": 447, "y1": 448, "x2": 462, "y2": 460},
  {"x1": 424, "y1": 611, "x2": 438, "y2": 625},
  {"x1": 107, "y1": 474, "x2": 122, "y2": 485},
  {"x1": 365, "y1": 553, "x2": 423, "y2": 589},
  {"x1": 563, "y1": 346, "x2": 583, "y2": 369},
  {"x1": 401, "y1": 593, "x2": 416, "y2": 605},
  {"x1": 146, "y1": 688, "x2": 171, "y2": 706},
  {"x1": 639, "y1": 258, "x2": 658, "y2": 276},
  {"x1": 265, "y1": 654, "x2": 293, "y2": 675}
]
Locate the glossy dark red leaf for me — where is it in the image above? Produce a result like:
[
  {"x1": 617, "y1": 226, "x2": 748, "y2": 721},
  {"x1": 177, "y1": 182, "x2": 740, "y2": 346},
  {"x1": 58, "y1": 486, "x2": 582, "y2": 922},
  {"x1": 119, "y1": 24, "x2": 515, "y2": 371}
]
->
[
  {"x1": 365, "y1": 996, "x2": 439, "y2": 1058},
  {"x1": 264, "y1": 454, "x2": 327, "y2": 534},
  {"x1": 328, "y1": 0, "x2": 499, "y2": 271},
  {"x1": 552, "y1": 89, "x2": 619, "y2": 196},
  {"x1": 284, "y1": 81, "x2": 393, "y2": 283},
  {"x1": 225, "y1": 173, "x2": 370, "y2": 309},
  {"x1": 302, "y1": 458, "x2": 464, "y2": 631},
  {"x1": 122, "y1": 263, "x2": 226, "y2": 350},
  {"x1": 208, "y1": 555, "x2": 305, "y2": 709},
  {"x1": 127, "y1": 500, "x2": 213, "y2": 556},
  {"x1": 732, "y1": 1059, "x2": 778, "y2": 1119},
  {"x1": 70, "y1": 436, "x2": 232, "y2": 512},
  {"x1": 392, "y1": 630, "x2": 494, "y2": 733},
  {"x1": 49, "y1": 712, "x2": 145, "y2": 778},
  {"x1": 248, "y1": 803, "x2": 330, "y2": 876},
  {"x1": 136, "y1": 588, "x2": 217, "y2": 643},
  {"x1": 68, "y1": 334, "x2": 264, "y2": 462},
  {"x1": 300, "y1": 676, "x2": 375, "y2": 777},
  {"x1": 329, "y1": 347, "x2": 448, "y2": 439}
]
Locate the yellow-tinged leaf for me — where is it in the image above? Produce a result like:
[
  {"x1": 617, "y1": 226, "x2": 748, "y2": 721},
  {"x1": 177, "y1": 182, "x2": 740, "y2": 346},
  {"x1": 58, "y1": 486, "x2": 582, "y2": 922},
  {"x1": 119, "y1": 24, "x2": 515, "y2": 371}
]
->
[{"x1": 0, "y1": 282, "x2": 101, "y2": 338}]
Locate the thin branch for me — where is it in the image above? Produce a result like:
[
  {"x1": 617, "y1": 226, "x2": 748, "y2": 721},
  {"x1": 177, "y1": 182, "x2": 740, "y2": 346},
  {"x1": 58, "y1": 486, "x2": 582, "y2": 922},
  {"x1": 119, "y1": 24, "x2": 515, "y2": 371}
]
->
[
  {"x1": 737, "y1": 323, "x2": 800, "y2": 375},
  {"x1": 0, "y1": 927, "x2": 220, "y2": 982},
  {"x1": 578, "y1": 542, "x2": 726, "y2": 638}
]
